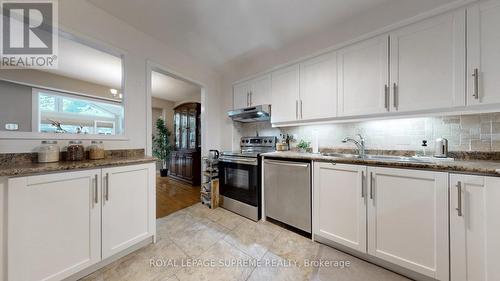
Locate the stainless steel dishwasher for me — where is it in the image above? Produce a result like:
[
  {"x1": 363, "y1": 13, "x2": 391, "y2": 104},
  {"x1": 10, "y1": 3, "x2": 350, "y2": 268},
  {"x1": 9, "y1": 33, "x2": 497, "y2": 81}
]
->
[{"x1": 263, "y1": 159, "x2": 311, "y2": 233}]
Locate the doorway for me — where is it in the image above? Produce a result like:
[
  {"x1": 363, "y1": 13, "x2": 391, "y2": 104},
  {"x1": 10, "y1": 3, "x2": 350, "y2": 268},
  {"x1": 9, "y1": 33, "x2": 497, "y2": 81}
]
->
[{"x1": 147, "y1": 66, "x2": 203, "y2": 218}]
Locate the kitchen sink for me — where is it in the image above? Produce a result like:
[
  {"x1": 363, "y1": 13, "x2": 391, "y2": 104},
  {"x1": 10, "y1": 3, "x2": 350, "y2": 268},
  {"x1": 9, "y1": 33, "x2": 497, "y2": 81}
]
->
[
  {"x1": 321, "y1": 153, "x2": 452, "y2": 164},
  {"x1": 321, "y1": 153, "x2": 361, "y2": 159}
]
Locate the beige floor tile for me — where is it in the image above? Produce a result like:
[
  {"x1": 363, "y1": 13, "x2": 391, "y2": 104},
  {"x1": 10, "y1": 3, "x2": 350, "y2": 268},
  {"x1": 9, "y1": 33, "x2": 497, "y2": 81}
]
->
[
  {"x1": 169, "y1": 219, "x2": 230, "y2": 257},
  {"x1": 175, "y1": 240, "x2": 255, "y2": 281},
  {"x1": 269, "y1": 229, "x2": 320, "y2": 267},
  {"x1": 224, "y1": 219, "x2": 282, "y2": 259},
  {"x1": 247, "y1": 251, "x2": 312, "y2": 281},
  {"x1": 82, "y1": 207, "x2": 415, "y2": 281},
  {"x1": 310, "y1": 244, "x2": 411, "y2": 281},
  {"x1": 213, "y1": 208, "x2": 249, "y2": 230}
]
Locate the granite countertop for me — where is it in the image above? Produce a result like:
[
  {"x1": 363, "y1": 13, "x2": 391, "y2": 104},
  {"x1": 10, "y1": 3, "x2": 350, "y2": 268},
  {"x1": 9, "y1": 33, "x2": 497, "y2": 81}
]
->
[
  {"x1": 0, "y1": 156, "x2": 157, "y2": 177},
  {"x1": 262, "y1": 151, "x2": 500, "y2": 177}
]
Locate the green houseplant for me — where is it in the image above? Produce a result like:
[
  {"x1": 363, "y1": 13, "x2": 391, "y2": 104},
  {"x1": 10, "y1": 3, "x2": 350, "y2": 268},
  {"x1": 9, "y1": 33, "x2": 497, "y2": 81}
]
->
[
  {"x1": 152, "y1": 118, "x2": 172, "y2": 177},
  {"x1": 297, "y1": 139, "x2": 311, "y2": 153}
]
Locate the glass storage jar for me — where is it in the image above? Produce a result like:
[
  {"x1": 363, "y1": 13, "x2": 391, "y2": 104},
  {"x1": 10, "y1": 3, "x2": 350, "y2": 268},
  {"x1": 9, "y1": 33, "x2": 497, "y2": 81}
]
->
[
  {"x1": 88, "y1": 141, "x2": 105, "y2": 160},
  {"x1": 66, "y1": 141, "x2": 85, "y2": 161},
  {"x1": 37, "y1": 141, "x2": 60, "y2": 163}
]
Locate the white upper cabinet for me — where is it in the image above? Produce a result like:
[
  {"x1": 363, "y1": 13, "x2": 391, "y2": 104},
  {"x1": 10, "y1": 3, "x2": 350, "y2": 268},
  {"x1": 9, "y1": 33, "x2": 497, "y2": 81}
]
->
[
  {"x1": 271, "y1": 64, "x2": 300, "y2": 123},
  {"x1": 233, "y1": 82, "x2": 250, "y2": 109},
  {"x1": 467, "y1": 1, "x2": 500, "y2": 106},
  {"x1": 390, "y1": 10, "x2": 466, "y2": 112},
  {"x1": 8, "y1": 170, "x2": 101, "y2": 281},
  {"x1": 300, "y1": 52, "x2": 338, "y2": 120},
  {"x1": 249, "y1": 74, "x2": 271, "y2": 106},
  {"x1": 450, "y1": 174, "x2": 500, "y2": 281},
  {"x1": 338, "y1": 35, "x2": 389, "y2": 117},
  {"x1": 313, "y1": 163, "x2": 367, "y2": 253},
  {"x1": 367, "y1": 167, "x2": 449, "y2": 281},
  {"x1": 101, "y1": 163, "x2": 155, "y2": 259},
  {"x1": 233, "y1": 74, "x2": 271, "y2": 109}
]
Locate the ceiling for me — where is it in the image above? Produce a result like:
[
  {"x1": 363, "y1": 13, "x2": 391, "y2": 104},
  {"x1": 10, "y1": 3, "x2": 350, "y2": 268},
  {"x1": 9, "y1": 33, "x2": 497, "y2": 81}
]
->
[
  {"x1": 88, "y1": 0, "x2": 400, "y2": 68},
  {"x1": 45, "y1": 35, "x2": 122, "y2": 89},
  {"x1": 151, "y1": 71, "x2": 200, "y2": 102}
]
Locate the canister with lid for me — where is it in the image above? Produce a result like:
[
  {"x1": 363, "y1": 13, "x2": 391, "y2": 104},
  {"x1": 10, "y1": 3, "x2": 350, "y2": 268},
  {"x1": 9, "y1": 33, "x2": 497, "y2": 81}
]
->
[
  {"x1": 67, "y1": 141, "x2": 85, "y2": 161},
  {"x1": 89, "y1": 141, "x2": 105, "y2": 160},
  {"x1": 37, "y1": 141, "x2": 60, "y2": 163}
]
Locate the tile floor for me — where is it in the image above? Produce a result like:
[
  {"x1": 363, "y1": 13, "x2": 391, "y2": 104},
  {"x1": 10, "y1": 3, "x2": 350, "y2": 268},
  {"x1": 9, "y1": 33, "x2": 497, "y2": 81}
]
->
[{"x1": 81, "y1": 204, "x2": 410, "y2": 281}]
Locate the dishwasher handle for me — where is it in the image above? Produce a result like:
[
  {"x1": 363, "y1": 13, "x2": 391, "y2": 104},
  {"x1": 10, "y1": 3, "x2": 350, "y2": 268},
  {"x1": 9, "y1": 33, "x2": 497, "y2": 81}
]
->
[{"x1": 264, "y1": 159, "x2": 310, "y2": 168}]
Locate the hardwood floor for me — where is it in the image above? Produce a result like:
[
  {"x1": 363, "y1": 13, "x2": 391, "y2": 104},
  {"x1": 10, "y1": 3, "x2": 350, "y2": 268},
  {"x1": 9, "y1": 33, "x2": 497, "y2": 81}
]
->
[{"x1": 156, "y1": 175, "x2": 200, "y2": 218}]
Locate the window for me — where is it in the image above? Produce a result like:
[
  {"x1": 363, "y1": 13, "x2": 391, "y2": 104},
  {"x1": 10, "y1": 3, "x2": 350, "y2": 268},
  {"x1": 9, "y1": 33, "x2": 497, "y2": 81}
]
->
[{"x1": 34, "y1": 89, "x2": 124, "y2": 135}]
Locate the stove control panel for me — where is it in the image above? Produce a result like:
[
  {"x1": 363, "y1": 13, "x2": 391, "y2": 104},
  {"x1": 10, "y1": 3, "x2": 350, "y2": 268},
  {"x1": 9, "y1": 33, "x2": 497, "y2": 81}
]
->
[{"x1": 241, "y1": 136, "x2": 276, "y2": 147}]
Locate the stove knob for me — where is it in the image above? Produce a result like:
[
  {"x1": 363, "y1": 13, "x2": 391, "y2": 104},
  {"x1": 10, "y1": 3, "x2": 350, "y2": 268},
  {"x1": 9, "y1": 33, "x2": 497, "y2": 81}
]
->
[
  {"x1": 241, "y1": 140, "x2": 245, "y2": 143},
  {"x1": 246, "y1": 140, "x2": 250, "y2": 143},
  {"x1": 264, "y1": 140, "x2": 268, "y2": 143}
]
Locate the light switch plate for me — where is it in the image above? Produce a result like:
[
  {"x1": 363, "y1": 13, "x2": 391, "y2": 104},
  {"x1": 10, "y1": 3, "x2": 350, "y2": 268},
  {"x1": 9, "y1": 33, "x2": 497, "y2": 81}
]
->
[{"x1": 5, "y1": 123, "x2": 19, "y2": 130}]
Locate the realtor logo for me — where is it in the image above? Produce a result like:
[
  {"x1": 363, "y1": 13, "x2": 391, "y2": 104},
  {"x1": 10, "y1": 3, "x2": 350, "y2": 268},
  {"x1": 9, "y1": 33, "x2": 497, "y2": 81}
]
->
[{"x1": 1, "y1": 0, "x2": 58, "y2": 68}]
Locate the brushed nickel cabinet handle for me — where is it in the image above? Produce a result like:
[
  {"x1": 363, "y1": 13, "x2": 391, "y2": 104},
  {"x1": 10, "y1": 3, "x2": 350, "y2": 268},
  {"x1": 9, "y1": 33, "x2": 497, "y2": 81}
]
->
[
  {"x1": 94, "y1": 174, "x2": 98, "y2": 204},
  {"x1": 361, "y1": 171, "x2": 365, "y2": 198},
  {"x1": 456, "y1": 181, "x2": 463, "y2": 217},
  {"x1": 370, "y1": 172, "x2": 374, "y2": 200},
  {"x1": 247, "y1": 92, "x2": 250, "y2": 106},
  {"x1": 472, "y1": 68, "x2": 479, "y2": 100},
  {"x1": 300, "y1": 100, "x2": 303, "y2": 119},
  {"x1": 250, "y1": 91, "x2": 253, "y2": 106},
  {"x1": 105, "y1": 173, "x2": 110, "y2": 201},
  {"x1": 393, "y1": 83, "x2": 398, "y2": 109},
  {"x1": 384, "y1": 84, "x2": 389, "y2": 111},
  {"x1": 296, "y1": 100, "x2": 299, "y2": 120}
]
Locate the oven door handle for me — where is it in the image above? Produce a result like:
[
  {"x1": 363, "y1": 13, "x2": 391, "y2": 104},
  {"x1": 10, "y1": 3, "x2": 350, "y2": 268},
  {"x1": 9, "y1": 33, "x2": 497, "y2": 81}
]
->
[{"x1": 220, "y1": 157, "x2": 258, "y2": 165}]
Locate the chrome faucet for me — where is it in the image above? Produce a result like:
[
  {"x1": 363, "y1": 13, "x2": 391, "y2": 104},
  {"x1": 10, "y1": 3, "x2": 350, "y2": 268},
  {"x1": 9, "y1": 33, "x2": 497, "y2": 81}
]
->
[{"x1": 342, "y1": 134, "x2": 365, "y2": 158}]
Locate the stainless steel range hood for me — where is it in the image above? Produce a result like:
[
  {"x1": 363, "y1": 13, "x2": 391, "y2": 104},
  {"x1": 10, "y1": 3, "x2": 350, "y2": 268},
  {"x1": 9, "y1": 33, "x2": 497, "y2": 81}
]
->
[{"x1": 227, "y1": 105, "x2": 271, "y2": 123}]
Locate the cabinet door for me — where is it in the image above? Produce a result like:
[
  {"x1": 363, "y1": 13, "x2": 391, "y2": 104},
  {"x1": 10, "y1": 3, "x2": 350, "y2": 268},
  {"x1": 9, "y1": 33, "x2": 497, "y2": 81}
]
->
[
  {"x1": 271, "y1": 64, "x2": 300, "y2": 123},
  {"x1": 184, "y1": 154, "x2": 193, "y2": 180},
  {"x1": 338, "y1": 35, "x2": 389, "y2": 116},
  {"x1": 233, "y1": 82, "x2": 249, "y2": 109},
  {"x1": 300, "y1": 52, "x2": 338, "y2": 120},
  {"x1": 102, "y1": 163, "x2": 155, "y2": 259},
  {"x1": 313, "y1": 163, "x2": 367, "y2": 253},
  {"x1": 169, "y1": 153, "x2": 177, "y2": 175},
  {"x1": 367, "y1": 167, "x2": 448, "y2": 281},
  {"x1": 467, "y1": 1, "x2": 500, "y2": 106},
  {"x1": 450, "y1": 174, "x2": 500, "y2": 281},
  {"x1": 249, "y1": 74, "x2": 271, "y2": 106},
  {"x1": 8, "y1": 170, "x2": 101, "y2": 281},
  {"x1": 390, "y1": 10, "x2": 466, "y2": 112}
]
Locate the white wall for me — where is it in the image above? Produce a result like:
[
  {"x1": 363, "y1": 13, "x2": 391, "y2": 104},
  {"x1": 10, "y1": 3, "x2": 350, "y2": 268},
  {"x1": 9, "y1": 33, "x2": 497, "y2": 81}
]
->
[
  {"x1": 0, "y1": 0, "x2": 222, "y2": 154},
  {"x1": 218, "y1": 0, "x2": 469, "y2": 151}
]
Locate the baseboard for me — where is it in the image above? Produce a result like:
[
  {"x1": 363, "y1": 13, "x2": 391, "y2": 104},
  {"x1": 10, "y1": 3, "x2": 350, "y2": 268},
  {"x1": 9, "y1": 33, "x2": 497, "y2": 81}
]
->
[
  {"x1": 313, "y1": 235, "x2": 438, "y2": 281},
  {"x1": 63, "y1": 236, "x2": 154, "y2": 281}
]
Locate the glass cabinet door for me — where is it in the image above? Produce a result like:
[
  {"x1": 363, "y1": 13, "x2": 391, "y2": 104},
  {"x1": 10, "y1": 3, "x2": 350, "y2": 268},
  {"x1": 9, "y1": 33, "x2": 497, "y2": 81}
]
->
[
  {"x1": 188, "y1": 109, "x2": 197, "y2": 149},
  {"x1": 181, "y1": 111, "x2": 188, "y2": 150},
  {"x1": 174, "y1": 113, "x2": 180, "y2": 149}
]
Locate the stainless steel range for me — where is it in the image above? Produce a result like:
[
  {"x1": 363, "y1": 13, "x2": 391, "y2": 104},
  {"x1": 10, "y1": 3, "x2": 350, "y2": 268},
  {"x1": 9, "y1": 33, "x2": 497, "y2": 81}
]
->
[{"x1": 219, "y1": 136, "x2": 276, "y2": 221}]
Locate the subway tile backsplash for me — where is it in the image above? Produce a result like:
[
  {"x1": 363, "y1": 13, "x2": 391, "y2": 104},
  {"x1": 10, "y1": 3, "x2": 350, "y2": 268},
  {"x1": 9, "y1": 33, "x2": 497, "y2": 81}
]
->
[{"x1": 233, "y1": 113, "x2": 500, "y2": 152}]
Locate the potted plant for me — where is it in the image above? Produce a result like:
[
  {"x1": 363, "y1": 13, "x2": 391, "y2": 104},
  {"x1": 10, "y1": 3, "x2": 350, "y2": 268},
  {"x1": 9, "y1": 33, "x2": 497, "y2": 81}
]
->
[
  {"x1": 297, "y1": 139, "x2": 311, "y2": 153},
  {"x1": 152, "y1": 118, "x2": 172, "y2": 177}
]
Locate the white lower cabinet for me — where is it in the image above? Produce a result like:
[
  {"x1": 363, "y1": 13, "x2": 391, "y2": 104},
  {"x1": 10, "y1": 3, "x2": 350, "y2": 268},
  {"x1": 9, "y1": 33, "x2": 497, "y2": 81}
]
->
[
  {"x1": 102, "y1": 164, "x2": 155, "y2": 258},
  {"x1": 6, "y1": 162, "x2": 155, "y2": 281},
  {"x1": 8, "y1": 170, "x2": 102, "y2": 281},
  {"x1": 313, "y1": 164, "x2": 449, "y2": 281},
  {"x1": 367, "y1": 167, "x2": 449, "y2": 281},
  {"x1": 313, "y1": 163, "x2": 367, "y2": 252},
  {"x1": 450, "y1": 174, "x2": 500, "y2": 281}
]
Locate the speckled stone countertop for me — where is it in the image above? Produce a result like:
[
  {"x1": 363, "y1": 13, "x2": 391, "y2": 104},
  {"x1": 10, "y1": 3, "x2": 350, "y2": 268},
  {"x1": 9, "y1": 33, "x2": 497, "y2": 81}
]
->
[
  {"x1": 0, "y1": 152, "x2": 157, "y2": 177},
  {"x1": 262, "y1": 151, "x2": 500, "y2": 177}
]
